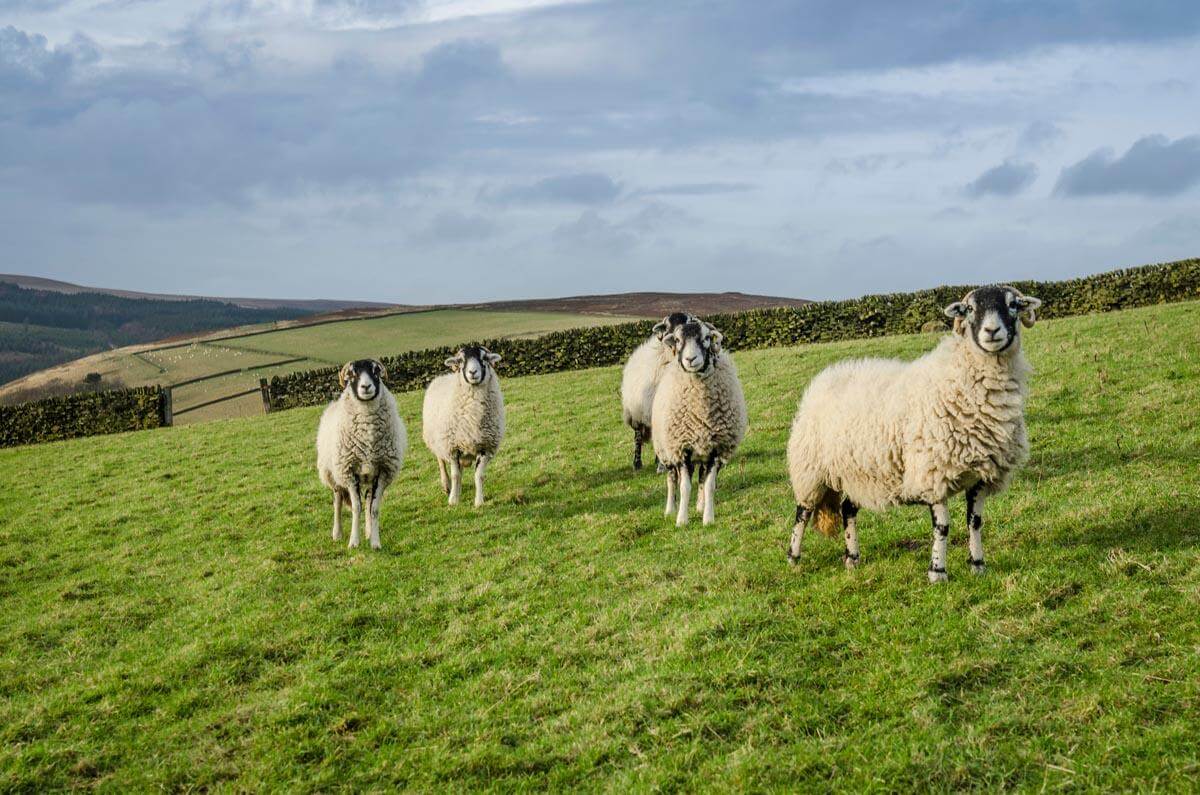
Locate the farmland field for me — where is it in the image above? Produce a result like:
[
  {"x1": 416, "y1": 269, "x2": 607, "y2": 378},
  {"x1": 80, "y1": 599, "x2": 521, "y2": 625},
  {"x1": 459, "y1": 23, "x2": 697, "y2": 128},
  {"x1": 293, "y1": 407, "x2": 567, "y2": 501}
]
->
[
  {"x1": 1, "y1": 301, "x2": 1197, "y2": 789},
  {"x1": 2, "y1": 309, "x2": 639, "y2": 423}
]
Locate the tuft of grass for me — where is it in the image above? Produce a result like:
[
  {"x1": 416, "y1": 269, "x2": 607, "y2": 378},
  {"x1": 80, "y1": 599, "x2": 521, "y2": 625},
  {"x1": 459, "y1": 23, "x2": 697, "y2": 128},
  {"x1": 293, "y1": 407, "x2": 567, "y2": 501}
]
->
[{"x1": 1, "y1": 301, "x2": 1198, "y2": 790}]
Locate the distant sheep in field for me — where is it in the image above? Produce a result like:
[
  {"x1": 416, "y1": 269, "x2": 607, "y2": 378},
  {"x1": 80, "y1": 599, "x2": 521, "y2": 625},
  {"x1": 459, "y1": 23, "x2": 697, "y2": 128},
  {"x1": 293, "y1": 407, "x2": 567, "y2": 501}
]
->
[
  {"x1": 651, "y1": 319, "x2": 748, "y2": 526},
  {"x1": 316, "y1": 359, "x2": 407, "y2": 549},
  {"x1": 422, "y1": 345, "x2": 505, "y2": 507},
  {"x1": 786, "y1": 285, "x2": 1042, "y2": 582},
  {"x1": 620, "y1": 312, "x2": 694, "y2": 470}
]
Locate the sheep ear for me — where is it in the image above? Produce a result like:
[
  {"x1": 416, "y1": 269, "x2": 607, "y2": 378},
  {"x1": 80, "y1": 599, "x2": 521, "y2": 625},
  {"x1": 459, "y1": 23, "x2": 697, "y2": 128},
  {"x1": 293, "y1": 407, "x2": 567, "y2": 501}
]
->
[
  {"x1": 338, "y1": 362, "x2": 354, "y2": 388},
  {"x1": 652, "y1": 318, "x2": 669, "y2": 339},
  {"x1": 710, "y1": 329, "x2": 724, "y2": 352},
  {"x1": 373, "y1": 360, "x2": 388, "y2": 381},
  {"x1": 1015, "y1": 295, "x2": 1042, "y2": 328},
  {"x1": 444, "y1": 356, "x2": 460, "y2": 371},
  {"x1": 484, "y1": 351, "x2": 502, "y2": 365},
  {"x1": 943, "y1": 303, "x2": 969, "y2": 336}
]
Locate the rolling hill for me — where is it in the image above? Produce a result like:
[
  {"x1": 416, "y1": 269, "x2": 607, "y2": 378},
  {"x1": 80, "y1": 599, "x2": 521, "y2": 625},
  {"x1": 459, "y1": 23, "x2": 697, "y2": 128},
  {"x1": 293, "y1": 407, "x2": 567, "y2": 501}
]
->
[{"x1": 1, "y1": 300, "x2": 1196, "y2": 789}]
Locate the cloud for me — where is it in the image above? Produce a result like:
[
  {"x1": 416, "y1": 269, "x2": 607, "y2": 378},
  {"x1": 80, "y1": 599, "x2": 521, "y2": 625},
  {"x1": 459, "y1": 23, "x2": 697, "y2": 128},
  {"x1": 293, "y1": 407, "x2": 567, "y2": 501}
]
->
[
  {"x1": 413, "y1": 209, "x2": 496, "y2": 244},
  {"x1": 638, "y1": 182, "x2": 754, "y2": 196},
  {"x1": 1054, "y1": 134, "x2": 1200, "y2": 197},
  {"x1": 1017, "y1": 120, "x2": 1064, "y2": 151},
  {"x1": 481, "y1": 173, "x2": 621, "y2": 205},
  {"x1": 964, "y1": 159, "x2": 1038, "y2": 198},
  {"x1": 416, "y1": 39, "x2": 507, "y2": 93}
]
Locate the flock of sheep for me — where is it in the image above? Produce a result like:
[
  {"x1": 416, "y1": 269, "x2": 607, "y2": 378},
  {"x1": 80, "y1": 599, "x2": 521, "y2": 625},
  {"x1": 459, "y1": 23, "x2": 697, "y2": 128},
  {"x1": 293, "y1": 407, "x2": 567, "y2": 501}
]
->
[{"x1": 316, "y1": 285, "x2": 1042, "y2": 583}]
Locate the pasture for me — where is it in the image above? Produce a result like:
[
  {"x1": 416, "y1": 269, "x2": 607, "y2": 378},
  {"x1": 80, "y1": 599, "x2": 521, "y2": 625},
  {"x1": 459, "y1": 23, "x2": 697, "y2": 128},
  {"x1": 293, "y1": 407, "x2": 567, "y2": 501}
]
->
[
  {"x1": 4, "y1": 309, "x2": 638, "y2": 423},
  {"x1": 1, "y1": 300, "x2": 1197, "y2": 790}
]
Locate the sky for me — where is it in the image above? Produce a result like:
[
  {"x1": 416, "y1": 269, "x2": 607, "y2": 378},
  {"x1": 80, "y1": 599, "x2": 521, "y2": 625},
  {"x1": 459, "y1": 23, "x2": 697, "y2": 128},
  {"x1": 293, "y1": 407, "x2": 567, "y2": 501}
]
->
[{"x1": 2, "y1": 1, "x2": 1199, "y2": 303}]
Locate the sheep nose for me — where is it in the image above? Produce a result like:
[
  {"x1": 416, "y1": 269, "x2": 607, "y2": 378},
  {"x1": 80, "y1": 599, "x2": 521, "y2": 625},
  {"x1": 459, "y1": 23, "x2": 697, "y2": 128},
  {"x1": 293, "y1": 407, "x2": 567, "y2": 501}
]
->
[{"x1": 982, "y1": 325, "x2": 1002, "y2": 339}]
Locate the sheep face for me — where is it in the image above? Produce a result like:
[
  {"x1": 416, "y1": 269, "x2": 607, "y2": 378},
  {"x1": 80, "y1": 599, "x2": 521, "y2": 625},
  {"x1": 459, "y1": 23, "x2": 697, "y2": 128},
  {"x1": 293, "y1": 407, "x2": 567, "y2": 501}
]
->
[
  {"x1": 944, "y1": 286, "x2": 1042, "y2": 355},
  {"x1": 445, "y1": 345, "x2": 501, "y2": 386},
  {"x1": 652, "y1": 312, "x2": 694, "y2": 341},
  {"x1": 668, "y1": 320, "x2": 723, "y2": 374},
  {"x1": 340, "y1": 359, "x2": 387, "y2": 402}
]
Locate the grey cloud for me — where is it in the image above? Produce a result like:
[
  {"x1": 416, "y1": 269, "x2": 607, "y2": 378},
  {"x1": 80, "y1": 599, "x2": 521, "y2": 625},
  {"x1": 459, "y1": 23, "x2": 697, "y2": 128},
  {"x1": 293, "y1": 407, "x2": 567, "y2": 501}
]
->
[
  {"x1": 1054, "y1": 134, "x2": 1200, "y2": 197},
  {"x1": 413, "y1": 210, "x2": 496, "y2": 245},
  {"x1": 1017, "y1": 120, "x2": 1064, "y2": 151},
  {"x1": 965, "y1": 159, "x2": 1038, "y2": 198},
  {"x1": 553, "y1": 210, "x2": 637, "y2": 255},
  {"x1": 481, "y1": 173, "x2": 621, "y2": 206},
  {"x1": 639, "y1": 182, "x2": 754, "y2": 196},
  {"x1": 416, "y1": 39, "x2": 507, "y2": 94}
]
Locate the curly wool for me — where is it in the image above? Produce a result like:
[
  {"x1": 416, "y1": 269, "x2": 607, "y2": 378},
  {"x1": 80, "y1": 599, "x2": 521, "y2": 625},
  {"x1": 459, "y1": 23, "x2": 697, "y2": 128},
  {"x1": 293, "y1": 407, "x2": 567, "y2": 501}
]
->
[
  {"x1": 651, "y1": 352, "x2": 748, "y2": 467},
  {"x1": 787, "y1": 332, "x2": 1030, "y2": 515},
  {"x1": 421, "y1": 370, "x2": 505, "y2": 462},
  {"x1": 316, "y1": 388, "x2": 407, "y2": 493},
  {"x1": 621, "y1": 336, "x2": 672, "y2": 432}
]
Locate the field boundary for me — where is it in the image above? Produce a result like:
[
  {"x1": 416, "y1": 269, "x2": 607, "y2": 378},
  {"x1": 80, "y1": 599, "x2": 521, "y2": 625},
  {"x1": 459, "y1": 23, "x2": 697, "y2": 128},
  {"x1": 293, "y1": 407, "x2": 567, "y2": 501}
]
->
[{"x1": 266, "y1": 257, "x2": 1200, "y2": 411}]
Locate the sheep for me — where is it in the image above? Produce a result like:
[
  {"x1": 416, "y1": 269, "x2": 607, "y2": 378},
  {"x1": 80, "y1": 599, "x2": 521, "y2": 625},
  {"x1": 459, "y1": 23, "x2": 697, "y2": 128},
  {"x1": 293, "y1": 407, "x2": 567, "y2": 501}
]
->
[
  {"x1": 422, "y1": 345, "x2": 505, "y2": 507},
  {"x1": 785, "y1": 285, "x2": 1042, "y2": 582},
  {"x1": 651, "y1": 319, "x2": 748, "y2": 526},
  {"x1": 316, "y1": 359, "x2": 407, "y2": 549},
  {"x1": 620, "y1": 312, "x2": 695, "y2": 471}
]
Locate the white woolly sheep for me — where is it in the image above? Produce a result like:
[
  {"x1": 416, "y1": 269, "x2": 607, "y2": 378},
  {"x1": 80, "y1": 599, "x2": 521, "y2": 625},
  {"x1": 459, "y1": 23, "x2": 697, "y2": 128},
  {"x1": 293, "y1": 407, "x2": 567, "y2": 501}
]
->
[
  {"x1": 620, "y1": 311, "x2": 694, "y2": 470},
  {"x1": 316, "y1": 359, "x2": 407, "y2": 549},
  {"x1": 422, "y1": 345, "x2": 505, "y2": 507},
  {"x1": 651, "y1": 319, "x2": 748, "y2": 526},
  {"x1": 786, "y1": 285, "x2": 1042, "y2": 582}
]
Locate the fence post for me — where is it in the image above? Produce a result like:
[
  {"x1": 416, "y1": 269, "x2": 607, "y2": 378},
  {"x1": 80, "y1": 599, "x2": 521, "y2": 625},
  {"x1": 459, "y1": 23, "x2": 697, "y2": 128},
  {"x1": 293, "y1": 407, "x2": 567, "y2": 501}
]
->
[
  {"x1": 260, "y1": 378, "x2": 272, "y2": 414},
  {"x1": 161, "y1": 386, "x2": 174, "y2": 427}
]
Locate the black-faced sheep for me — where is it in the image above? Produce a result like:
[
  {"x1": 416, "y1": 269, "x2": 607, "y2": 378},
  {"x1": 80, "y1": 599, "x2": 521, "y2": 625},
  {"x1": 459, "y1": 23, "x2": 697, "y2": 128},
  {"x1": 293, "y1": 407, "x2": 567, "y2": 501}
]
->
[
  {"x1": 316, "y1": 359, "x2": 407, "y2": 549},
  {"x1": 786, "y1": 285, "x2": 1042, "y2": 582},
  {"x1": 620, "y1": 312, "x2": 694, "y2": 470}
]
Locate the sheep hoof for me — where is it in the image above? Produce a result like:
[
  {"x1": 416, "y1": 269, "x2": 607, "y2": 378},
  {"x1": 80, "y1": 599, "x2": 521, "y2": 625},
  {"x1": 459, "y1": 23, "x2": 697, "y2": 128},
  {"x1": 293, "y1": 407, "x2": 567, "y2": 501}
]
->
[
  {"x1": 348, "y1": 539, "x2": 361, "y2": 550},
  {"x1": 675, "y1": 517, "x2": 688, "y2": 528},
  {"x1": 786, "y1": 553, "x2": 800, "y2": 568},
  {"x1": 927, "y1": 568, "x2": 948, "y2": 584},
  {"x1": 331, "y1": 529, "x2": 341, "y2": 541},
  {"x1": 843, "y1": 555, "x2": 859, "y2": 570},
  {"x1": 970, "y1": 561, "x2": 986, "y2": 576}
]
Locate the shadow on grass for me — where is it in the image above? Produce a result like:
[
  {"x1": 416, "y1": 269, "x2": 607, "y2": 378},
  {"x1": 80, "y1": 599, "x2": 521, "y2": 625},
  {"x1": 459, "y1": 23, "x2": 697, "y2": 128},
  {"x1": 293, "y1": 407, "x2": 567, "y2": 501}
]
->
[{"x1": 1063, "y1": 504, "x2": 1200, "y2": 554}]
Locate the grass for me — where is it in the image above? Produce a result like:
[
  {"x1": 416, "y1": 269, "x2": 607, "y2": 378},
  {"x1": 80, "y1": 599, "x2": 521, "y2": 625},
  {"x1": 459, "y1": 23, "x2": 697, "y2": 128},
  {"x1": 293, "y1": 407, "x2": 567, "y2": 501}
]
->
[
  {"x1": 1, "y1": 300, "x2": 1197, "y2": 790},
  {"x1": 4, "y1": 309, "x2": 638, "y2": 423}
]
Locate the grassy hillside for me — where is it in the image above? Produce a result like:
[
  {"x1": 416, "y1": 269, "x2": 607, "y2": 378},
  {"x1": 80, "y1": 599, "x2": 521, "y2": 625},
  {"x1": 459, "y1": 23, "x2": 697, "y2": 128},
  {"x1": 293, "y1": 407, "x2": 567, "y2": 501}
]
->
[
  {"x1": 2, "y1": 309, "x2": 639, "y2": 423},
  {"x1": 1, "y1": 301, "x2": 1197, "y2": 790},
  {"x1": 0, "y1": 281, "x2": 313, "y2": 388}
]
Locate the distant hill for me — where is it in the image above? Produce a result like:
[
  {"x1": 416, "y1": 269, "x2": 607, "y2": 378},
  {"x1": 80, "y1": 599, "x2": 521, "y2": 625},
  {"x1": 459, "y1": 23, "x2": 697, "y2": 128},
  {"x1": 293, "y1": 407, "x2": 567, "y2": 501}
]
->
[
  {"x1": 0, "y1": 274, "x2": 401, "y2": 313},
  {"x1": 0, "y1": 281, "x2": 322, "y2": 388},
  {"x1": 463, "y1": 291, "x2": 811, "y2": 317}
]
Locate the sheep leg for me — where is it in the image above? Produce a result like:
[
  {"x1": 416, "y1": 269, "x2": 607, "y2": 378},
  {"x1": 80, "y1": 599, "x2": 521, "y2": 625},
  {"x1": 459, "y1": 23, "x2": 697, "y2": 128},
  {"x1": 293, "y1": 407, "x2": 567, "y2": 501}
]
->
[
  {"x1": 438, "y1": 459, "x2": 450, "y2": 495},
  {"x1": 928, "y1": 502, "x2": 950, "y2": 583},
  {"x1": 694, "y1": 461, "x2": 708, "y2": 513},
  {"x1": 664, "y1": 465, "x2": 677, "y2": 517},
  {"x1": 633, "y1": 427, "x2": 644, "y2": 471},
  {"x1": 348, "y1": 475, "x2": 363, "y2": 549},
  {"x1": 966, "y1": 484, "x2": 986, "y2": 575},
  {"x1": 473, "y1": 454, "x2": 489, "y2": 508},
  {"x1": 448, "y1": 455, "x2": 462, "y2": 506},
  {"x1": 842, "y1": 498, "x2": 860, "y2": 569},
  {"x1": 367, "y1": 476, "x2": 385, "y2": 550},
  {"x1": 701, "y1": 461, "x2": 720, "y2": 525},
  {"x1": 676, "y1": 459, "x2": 693, "y2": 527},
  {"x1": 331, "y1": 485, "x2": 345, "y2": 542},
  {"x1": 788, "y1": 506, "x2": 811, "y2": 566}
]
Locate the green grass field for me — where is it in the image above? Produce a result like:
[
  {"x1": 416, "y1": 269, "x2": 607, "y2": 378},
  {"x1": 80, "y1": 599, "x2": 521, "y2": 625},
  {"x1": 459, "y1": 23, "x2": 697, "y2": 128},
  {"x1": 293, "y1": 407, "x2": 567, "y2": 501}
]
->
[
  {"x1": 4, "y1": 309, "x2": 638, "y2": 423},
  {"x1": 1, "y1": 301, "x2": 1197, "y2": 790}
]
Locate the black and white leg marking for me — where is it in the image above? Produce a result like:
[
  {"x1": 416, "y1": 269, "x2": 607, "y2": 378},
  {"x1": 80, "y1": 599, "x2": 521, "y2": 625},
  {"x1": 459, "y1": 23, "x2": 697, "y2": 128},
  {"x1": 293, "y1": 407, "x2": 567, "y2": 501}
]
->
[
  {"x1": 841, "y1": 498, "x2": 860, "y2": 569},
  {"x1": 966, "y1": 484, "x2": 986, "y2": 575},
  {"x1": 437, "y1": 459, "x2": 450, "y2": 495},
  {"x1": 474, "y1": 454, "x2": 489, "y2": 508},
  {"x1": 448, "y1": 453, "x2": 462, "y2": 506},
  {"x1": 632, "y1": 427, "x2": 644, "y2": 471},
  {"x1": 367, "y1": 475, "x2": 384, "y2": 550},
  {"x1": 788, "y1": 505, "x2": 811, "y2": 566},
  {"x1": 332, "y1": 487, "x2": 344, "y2": 541},
  {"x1": 928, "y1": 502, "x2": 950, "y2": 583},
  {"x1": 348, "y1": 474, "x2": 364, "y2": 549},
  {"x1": 664, "y1": 465, "x2": 678, "y2": 517},
  {"x1": 676, "y1": 455, "x2": 694, "y2": 527}
]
